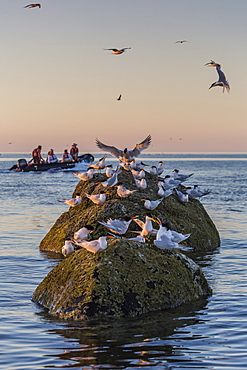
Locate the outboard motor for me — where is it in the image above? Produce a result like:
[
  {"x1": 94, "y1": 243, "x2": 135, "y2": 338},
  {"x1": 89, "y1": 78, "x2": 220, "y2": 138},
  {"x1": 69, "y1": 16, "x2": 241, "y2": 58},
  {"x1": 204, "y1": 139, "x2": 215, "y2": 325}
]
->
[{"x1": 17, "y1": 159, "x2": 27, "y2": 171}]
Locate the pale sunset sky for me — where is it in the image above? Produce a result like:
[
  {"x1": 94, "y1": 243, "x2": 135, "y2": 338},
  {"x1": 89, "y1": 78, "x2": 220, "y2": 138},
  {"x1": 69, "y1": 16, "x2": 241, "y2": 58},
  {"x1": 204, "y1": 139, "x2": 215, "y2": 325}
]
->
[{"x1": 0, "y1": 0, "x2": 246, "y2": 153}]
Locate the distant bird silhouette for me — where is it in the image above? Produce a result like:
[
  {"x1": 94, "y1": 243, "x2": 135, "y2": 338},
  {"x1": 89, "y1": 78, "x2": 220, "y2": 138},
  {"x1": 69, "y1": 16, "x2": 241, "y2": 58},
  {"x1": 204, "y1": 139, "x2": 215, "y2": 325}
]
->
[
  {"x1": 175, "y1": 40, "x2": 188, "y2": 44},
  {"x1": 24, "y1": 4, "x2": 41, "y2": 8},
  {"x1": 117, "y1": 94, "x2": 122, "y2": 101},
  {"x1": 205, "y1": 60, "x2": 230, "y2": 93},
  {"x1": 96, "y1": 135, "x2": 151, "y2": 163},
  {"x1": 103, "y1": 48, "x2": 131, "y2": 55}
]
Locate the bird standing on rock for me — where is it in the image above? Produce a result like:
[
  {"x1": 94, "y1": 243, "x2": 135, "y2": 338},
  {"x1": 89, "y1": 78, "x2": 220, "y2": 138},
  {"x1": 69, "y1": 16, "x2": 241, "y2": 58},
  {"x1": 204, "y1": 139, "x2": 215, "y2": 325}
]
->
[
  {"x1": 98, "y1": 216, "x2": 138, "y2": 235},
  {"x1": 62, "y1": 240, "x2": 75, "y2": 257},
  {"x1": 85, "y1": 191, "x2": 109, "y2": 205},
  {"x1": 73, "y1": 225, "x2": 94, "y2": 242},
  {"x1": 58, "y1": 194, "x2": 82, "y2": 207}
]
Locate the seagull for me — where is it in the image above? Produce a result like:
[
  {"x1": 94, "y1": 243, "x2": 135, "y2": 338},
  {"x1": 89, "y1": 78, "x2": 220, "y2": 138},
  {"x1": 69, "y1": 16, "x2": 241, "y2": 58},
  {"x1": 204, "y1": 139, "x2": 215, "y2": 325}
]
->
[
  {"x1": 163, "y1": 175, "x2": 182, "y2": 187},
  {"x1": 175, "y1": 40, "x2": 188, "y2": 44},
  {"x1": 127, "y1": 233, "x2": 147, "y2": 243},
  {"x1": 154, "y1": 234, "x2": 177, "y2": 249},
  {"x1": 103, "y1": 48, "x2": 131, "y2": 55},
  {"x1": 24, "y1": 4, "x2": 41, "y2": 8},
  {"x1": 85, "y1": 191, "x2": 109, "y2": 205},
  {"x1": 73, "y1": 168, "x2": 94, "y2": 181},
  {"x1": 142, "y1": 197, "x2": 164, "y2": 210},
  {"x1": 98, "y1": 216, "x2": 137, "y2": 235},
  {"x1": 95, "y1": 135, "x2": 151, "y2": 163},
  {"x1": 149, "y1": 166, "x2": 158, "y2": 176},
  {"x1": 205, "y1": 60, "x2": 230, "y2": 93},
  {"x1": 115, "y1": 184, "x2": 137, "y2": 198},
  {"x1": 157, "y1": 161, "x2": 164, "y2": 176},
  {"x1": 130, "y1": 160, "x2": 149, "y2": 170},
  {"x1": 175, "y1": 188, "x2": 189, "y2": 202},
  {"x1": 99, "y1": 166, "x2": 121, "y2": 187},
  {"x1": 105, "y1": 164, "x2": 114, "y2": 177},
  {"x1": 157, "y1": 183, "x2": 173, "y2": 198},
  {"x1": 62, "y1": 240, "x2": 75, "y2": 257},
  {"x1": 186, "y1": 185, "x2": 211, "y2": 199},
  {"x1": 73, "y1": 225, "x2": 94, "y2": 242},
  {"x1": 156, "y1": 179, "x2": 175, "y2": 191},
  {"x1": 58, "y1": 194, "x2": 82, "y2": 207},
  {"x1": 133, "y1": 213, "x2": 158, "y2": 237},
  {"x1": 131, "y1": 168, "x2": 145, "y2": 179},
  {"x1": 90, "y1": 155, "x2": 107, "y2": 171},
  {"x1": 73, "y1": 236, "x2": 111, "y2": 254},
  {"x1": 173, "y1": 169, "x2": 194, "y2": 182},
  {"x1": 117, "y1": 94, "x2": 122, "y2": 101},
  {"x1": 134, "y1": 178, "x2": 147, "y2": 190}
]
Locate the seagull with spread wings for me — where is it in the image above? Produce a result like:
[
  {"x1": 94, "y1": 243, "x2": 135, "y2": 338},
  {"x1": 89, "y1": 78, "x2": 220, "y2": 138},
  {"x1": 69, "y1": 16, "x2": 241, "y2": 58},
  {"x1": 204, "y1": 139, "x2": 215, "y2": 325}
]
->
[
  {"x1": 96, "y1": 135, "x2": 151, "y2": 163},
  {"x1": 24, "y1": 4, "x2": 41, "y2": 8},
  {"x1": 103, "y1": 48, "x2": 131, "y2": 55},
  {"x1": 205, "y1": 60, "x2": 230, "y2": 93}
]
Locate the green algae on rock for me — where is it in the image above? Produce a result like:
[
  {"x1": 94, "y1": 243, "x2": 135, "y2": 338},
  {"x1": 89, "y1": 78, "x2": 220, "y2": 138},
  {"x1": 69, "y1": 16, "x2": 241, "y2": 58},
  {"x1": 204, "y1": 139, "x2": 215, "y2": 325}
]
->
[
  {"x1": 32, "y1": 239, "x2": 211, "y2": 320},
  {"x1": 39, "y1": 169, "x2": 220, "y2": 253}
]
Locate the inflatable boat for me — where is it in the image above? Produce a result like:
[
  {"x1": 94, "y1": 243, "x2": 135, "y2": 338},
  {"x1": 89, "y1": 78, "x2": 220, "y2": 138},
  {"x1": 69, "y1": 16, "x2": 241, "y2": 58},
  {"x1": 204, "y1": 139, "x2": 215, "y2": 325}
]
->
[{"x1": 9, "y1": 153, "x2": 94, "y2": 172}]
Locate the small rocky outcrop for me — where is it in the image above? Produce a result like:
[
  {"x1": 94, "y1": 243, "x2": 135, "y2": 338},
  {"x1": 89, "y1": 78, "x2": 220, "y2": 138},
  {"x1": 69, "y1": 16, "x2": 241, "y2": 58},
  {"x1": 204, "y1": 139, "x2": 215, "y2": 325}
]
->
[
  {"x1": 32, "y1": 239, "x2": 211, "y2": 320},
  {"x1": 32, "y1": 168, "x2": 219, "y2": 320},
  {"x1": 39, "y1": 170, "x2": 220, "y2": 253}
]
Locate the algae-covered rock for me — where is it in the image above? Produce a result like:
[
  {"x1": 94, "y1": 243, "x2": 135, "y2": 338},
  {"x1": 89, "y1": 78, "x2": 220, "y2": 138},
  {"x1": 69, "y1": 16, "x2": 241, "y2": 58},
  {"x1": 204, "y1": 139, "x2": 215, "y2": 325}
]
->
[
  {"x1": 32, "y1": 239, "x2": 211, "y2": 320},
  {"x1": 39, "y1": 169, "x2": 220, "y2": 253}
]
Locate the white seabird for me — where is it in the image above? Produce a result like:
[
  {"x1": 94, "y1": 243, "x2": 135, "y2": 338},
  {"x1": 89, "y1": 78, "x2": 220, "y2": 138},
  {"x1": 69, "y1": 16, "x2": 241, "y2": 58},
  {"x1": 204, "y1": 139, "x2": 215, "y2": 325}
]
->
[
  {"x1": 105, "y1": 164, "x2": 114, "y2": 178},
  {"x1": 98, "y1": 216, "x2": 137, "y2": 235},
  {"x1": 58, "y1": 194, "x2": 82, "y2": 207},
  {"x1": 149, "y1": 166, "x2": 158, "y2": 176},
  {"x1": 73, "y1": 225, "x2": 94, "y2": 242},
  {"x1": 133, "y1": 213, "x2": 158, "y2": 237},
  {"x1": 134, "y1": 178, "x2": 147, "y2": 190},
  {"x1": 205, "y1": 60, "x2": 230, "y2": 93},
  {"x1": 157, "y1": 161, "x2": 164, "y2": 176},
  {"x1": 95, "y1": 135, "x2": 151, "y2": 163},
  {"x1": 154, "y1": 234, "x2": 178, "y2": 249},
  {"x1": 62, "y1": 240, "x2": 75, "y2": 257},
  {"x1": 85, "y1": 191, "x2": 109, "y2": 205},
  {"x1": 142, "y1": 197, "x2": 164, "y2": 210},
  {"x1": 157, "y1": 182, "x2": 173, "y2": 198},
  {"x1": 115, "y1": 184, "x2": 137, "y2": 198},
  {"x1": 90, "y1": 155, "x2": 107, "y2": 171},
  {"x1": 74, "y1": 236, "x2": 111, "y2": 254},
  {"x1": 186, "y1": 185, "x2": 211, "y2": 199},
  {"x1": 175, "y1": 188, "x2": 189, "y2": 202},
  {"x1": 73, "y1": 168, "x2": 94, "y2": 181},
  {"x1": 173, "y1": 169, "x2": 194, "y2": 182},
  {"x1": 99, "y1": 166, "x2": 121, "y2": 187}
]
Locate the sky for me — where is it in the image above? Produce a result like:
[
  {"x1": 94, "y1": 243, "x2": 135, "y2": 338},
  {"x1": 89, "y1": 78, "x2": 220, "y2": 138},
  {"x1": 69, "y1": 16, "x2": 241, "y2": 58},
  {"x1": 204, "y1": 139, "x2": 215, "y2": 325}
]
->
[{"x1": 0, "y1": 0, "x2": 247, "y2": 153}]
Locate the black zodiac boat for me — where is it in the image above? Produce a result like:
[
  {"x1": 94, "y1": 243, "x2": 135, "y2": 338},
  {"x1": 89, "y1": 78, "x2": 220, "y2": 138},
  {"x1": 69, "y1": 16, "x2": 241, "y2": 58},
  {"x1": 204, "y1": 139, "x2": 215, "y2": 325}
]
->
[{"x1": 9, "y1": 153, "x2": 94, "y2": 172}]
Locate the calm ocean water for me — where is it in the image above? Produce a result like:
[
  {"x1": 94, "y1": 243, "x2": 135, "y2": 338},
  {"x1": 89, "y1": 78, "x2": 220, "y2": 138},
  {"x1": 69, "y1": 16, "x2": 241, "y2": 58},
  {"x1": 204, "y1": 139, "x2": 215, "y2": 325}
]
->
[{"x1": 0, "y1": 152, "x2": 247, "y2": 370}]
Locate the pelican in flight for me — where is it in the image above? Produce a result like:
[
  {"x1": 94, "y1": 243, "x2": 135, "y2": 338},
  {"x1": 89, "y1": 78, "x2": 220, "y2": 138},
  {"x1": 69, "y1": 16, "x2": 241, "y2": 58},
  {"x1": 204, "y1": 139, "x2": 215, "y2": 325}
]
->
[
  {"x1": 24, "y1": 4, "x2": 41, "y2": 8},
  {"x1": 96, "y1": 135, "x2": 151, "y2": 163},
  {"x1": 205, "y1": 60, "x2": 230, "y2": 93},
  {"x1": 103, "y1": 48, "x2": 131, "y2": 55}
]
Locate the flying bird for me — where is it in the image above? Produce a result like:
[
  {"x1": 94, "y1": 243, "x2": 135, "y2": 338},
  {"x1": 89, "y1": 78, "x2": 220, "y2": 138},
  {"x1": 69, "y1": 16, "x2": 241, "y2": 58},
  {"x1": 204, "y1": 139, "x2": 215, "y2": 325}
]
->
[
  {"x1": 205, "y1": 60, "x2": 230, "y2": 93},
  {"x1": 58, "y1": 194, "x2": 82, "y2": 207},
  {"x1": 117, "y1": 94, "x2": 122, "y2": 101},
  {"x1": 24, "y1": 4, "x2": 41, "y2": 8},
  {"x1": 96, "y1": 135, "x2": 151, "y2": 163},
  {"x1": 175, "y1": 40, "x2": 188, "y2": 44},
  {"x1": 103, "y1": 48, "x2": 131, "y2": 55}
]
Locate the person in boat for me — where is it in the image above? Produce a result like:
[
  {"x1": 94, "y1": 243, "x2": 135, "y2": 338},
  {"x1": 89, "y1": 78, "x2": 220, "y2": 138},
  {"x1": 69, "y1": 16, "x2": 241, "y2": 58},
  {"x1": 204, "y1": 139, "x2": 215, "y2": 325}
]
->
[
  {"x1": 46, "y1": 149, "x2": 59, "y2": 164},
  {"x1": 70, "y1": 143, "x2": 79, "y2": 161},
  {"x1": 61, "y1": 149, "x2": 73, "y2": 162},
  {"x1": 32, "y1": 145, "x2": 44, "y2": 164}
]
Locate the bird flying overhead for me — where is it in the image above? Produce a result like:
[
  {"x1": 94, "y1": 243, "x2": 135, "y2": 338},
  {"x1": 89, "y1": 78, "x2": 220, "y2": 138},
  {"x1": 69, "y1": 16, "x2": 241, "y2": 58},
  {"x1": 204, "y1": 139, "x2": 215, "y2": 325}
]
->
[
  {"x1": 24, "y1": 4, "x2": 41, "y2": 8},
  {"x1": 117, "y1": 94, "x2": 122, "y2": 101},
  {"x1": 96, "y1": 135, "x2": 151, "y2": 163},
  {"x1": 103, "y1": 48, "x2": 131, "y2": 55},
  {"x1": 175, "y1": 40, "x2": 188, "y2": 44},
  {"x1": 205, "y1": 60, "x2": 230, "y2": 93}
]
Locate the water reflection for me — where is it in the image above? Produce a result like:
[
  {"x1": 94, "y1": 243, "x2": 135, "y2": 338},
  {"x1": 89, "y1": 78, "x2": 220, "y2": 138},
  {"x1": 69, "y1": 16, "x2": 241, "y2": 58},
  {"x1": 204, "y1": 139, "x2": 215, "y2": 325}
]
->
[{"x1": 34, "y1": 298, "x2": 210, "y2": 369}]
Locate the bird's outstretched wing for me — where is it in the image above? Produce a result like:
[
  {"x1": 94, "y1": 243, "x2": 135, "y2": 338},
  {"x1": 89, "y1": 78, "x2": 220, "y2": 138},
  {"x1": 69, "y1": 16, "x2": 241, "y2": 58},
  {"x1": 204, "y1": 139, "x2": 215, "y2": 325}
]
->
[
  {"x1": 216, "y1": 67, "x2": 227, "y2": 82},
  {"x1": 95, "y1": 138, "x2": 123, "y2": 158},
  {"x1": 103, "y1": 49, "x2": 119, "y2": 52},
  {"x1": 129, "y1": 135, "x2": 152, "y2": 157}
]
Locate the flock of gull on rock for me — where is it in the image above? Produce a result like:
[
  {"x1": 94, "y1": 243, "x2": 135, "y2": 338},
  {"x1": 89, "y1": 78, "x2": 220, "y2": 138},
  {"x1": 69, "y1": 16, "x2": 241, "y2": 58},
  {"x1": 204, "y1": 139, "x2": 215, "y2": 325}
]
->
[{"x1": 59, "y1": 135, "x2": 211, "y2": 257}]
